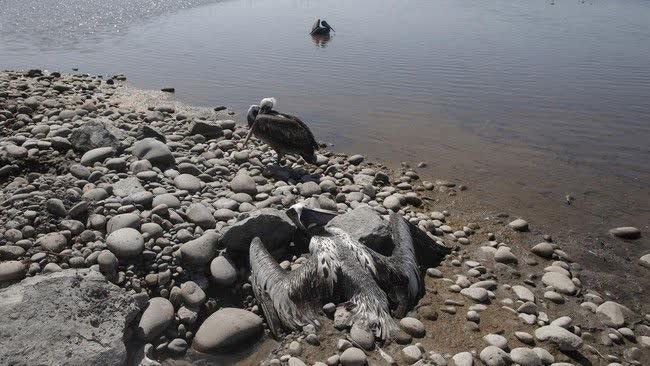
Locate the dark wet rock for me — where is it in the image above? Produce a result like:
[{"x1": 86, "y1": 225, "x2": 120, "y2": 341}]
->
[
  {"x1": 80, "y1": 146, "x2": 115, "y2": 166},
  {"x1": 0, "y1": 269, "x2": 139, "y2": 365},
  {"x1": 193, "y1": 308, "x2": 263, "y2": 352},
  {"x1": 186, "y1": 203, "x2": 216, "y2": 230},
  {"x1": 137, "y1": 297, "x2": 175, "y2": 341},
  {"x1": 180, "y1": 230, "x2": 220, "y2": 267},
  {"x1": 69, "y1": 120, "x2": 129, "y2": 152},
  {"x1": 189, "y1": 120, "x2": 223, "y2": 138},
  {"x1": 219, "y1": 208, "x2": 296, "y2": 252},
  {"x1": 609, "y1": 226, "x2": 641, "y2": 240},
  {"x1": 210, "y1": 255, "x2": 237, "y2": 286},
  {"x1": 132, "y1": 138, "x2": 175, "y2": 168}
]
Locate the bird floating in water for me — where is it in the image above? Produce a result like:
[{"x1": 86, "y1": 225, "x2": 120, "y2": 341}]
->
[
  {"x1": 244, "y1": 98, "x2": 319, "y2": 165},
  {"x1": 310, "y1": 18, "x2": 334, "y2": 36}
]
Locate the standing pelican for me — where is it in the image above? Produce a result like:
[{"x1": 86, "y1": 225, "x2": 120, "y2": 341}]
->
[
  {"x1": 249, "y1": 204, "x2": 426, "y2": 341},
  {"x1": 310, "y1": 18, "x2": 334, "y2": 36},
  {"x1": 244, "y1": 98, "x2": 318, "y2": 165}
]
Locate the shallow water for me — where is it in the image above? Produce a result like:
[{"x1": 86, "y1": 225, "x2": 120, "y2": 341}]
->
[{"x1": 2, "y1": 0, "x2": 650, "y2": 183}]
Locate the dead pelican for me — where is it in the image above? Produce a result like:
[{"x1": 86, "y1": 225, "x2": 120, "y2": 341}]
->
[
  {"x1": 310, "y1": 18, "x2": 334, "y2": 36},
  {"x1": 249, "y1": 204, "x2": 425, "y2": 341},
  {"x1": 244, "y1": 98, "x2": 318, "y2": 165}
]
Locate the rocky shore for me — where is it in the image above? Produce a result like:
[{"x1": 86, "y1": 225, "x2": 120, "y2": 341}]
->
[{"x1": 0, "y1": 70, "x2": 648, "y2": 366}]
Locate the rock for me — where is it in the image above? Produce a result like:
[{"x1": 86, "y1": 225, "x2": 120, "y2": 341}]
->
[
  {"x1": 484, "y1": 334, "x2": 508, "y2": 349},
  {"x1": 532, "y1": 347, "x2": 554, "y2": 365},
  {"x1": 0, "y1": 261, "x2": 26, "y2": 283},
  {"x1": 98, "y1": 250, "x2": 118, "y2": 277},
  {"x1": 230, "y1": 173, "x2": 257, "y2": 195},
  {"x1": 452, "y1": 352, "x2": 474, "y2": 366},
  {"x1": 168, "y1": 338, "x2": 188, "y2": 355},
  {"x1": 531, "y1": 242, "x2": 554, "y2": 259},
  {"x1": 69, "y1": 120, "x2": 129, "y2": 152},
  {"x1": 534, "y1": 325, "x2": 582, "y2": 351},
  {"x1": 192, "y1": 308, "x2": 263, "y2": 352},
  {"x1": 402, "y1": 345, "x2": 422, "y2": 363},
  {"x1": 596, "y1": 301, "x2": 632, "y2": 327},
  {"x1": 180, "y1": 281, "x2": 206, "y2": 308},
  {"x1": 510, "y1": 348, "x2": 542, "y2": 366},
  {"x1": 189, "y1": 120, "x2": 223, "y2": 138},
  {"x1": 81, "y1": 147, "x2": 115, "y2": 166},
  {"x1": 609, "y1": 227, "x2": 641, "y2": 239},
  {"x1": 382, "y1": 195, "x2": 401, "y2": 211},
  {"x1": 288, "y1": 357, "x2": 306, "y2": 366},
  {"x1": 494, "y1": 246, "x2": 518, "y2": 264},
  {"x1": 0, "y1": 269, "x2": 139, "y2": 365},
  {"x1": 299, "y1": 181, "x2": 321, "y2": 197},
  {"x1": 512, "y1": 285, "x2": 535, "y2": 302},
  {"x1": 640, "y1": 254, "x2": 650, "y2": 268},
  {"x1": 45, "y1": 198, "x2": 67, "y2": 217},
  {"x1": 106, "y1": 228, "x2": 145, "y2": 259},
  {"x1": 400, "y1": 317, "x2": 425, "y2": 338},
  {"x1": 152, "y1": 193, "x2": 181, "y2": 208},
  {"x1": 174, "y1": 174, "x2": 202, "y2": 193},
  {"x1": 348, "y1": 154, "x2": 364, "y2": 165},
  {"x1": 480, "y1": 346, "x2": 510, "y2": 366},
  {"x1": 350, "y1": 322, "x2": 374, "y2": 350},
  {"x1": 339, "y1": 347, "x2": 367, "y2": 366},
  {"x1": 210, "y1": 255, "x2": 237, "y2": 286},
  {"x1": 137, "y1": 297, "x2": 175, "y2": 341},
  {"x1": 36, "y1": 232, "x2": 68, "y2": 253},
  {"x1": 107, "y1": 213, "x2": 140, "y2": 233},
  {"x1": 186, "y1": 203, "x2": 216, "y2": 229},
  {"x1": 181, "y1": 230, "x2": 220, "y2": 267},
  {"x1": 541, "y1": 272, "x2": 576, "y2": 295},
  {"x1": 112, "y1": 177, "x2": 145, "y2": 197},
  {"x1": 509, "y1": 218, "x2": 529, "y2": 232},
  {"x1": 461, "y1": 287, "x2": 489, "y2": 303},
  {"x1": 220, "y1": 209, "x2": 296, "y2": 252},
  {"x1": 132, "y1": 138, "x2": 175, "y2": 168}
]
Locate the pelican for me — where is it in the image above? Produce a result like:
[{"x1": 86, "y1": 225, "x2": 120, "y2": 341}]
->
[
  {"x1": 310, "y1": 18, "x2": 334, "y2": 36},
  {"x1": 249, "y1": 204, "x2": 425, "y2": 341},
  {"x1": 244, "y1": 98, "x2": 318, "y2": 165}
]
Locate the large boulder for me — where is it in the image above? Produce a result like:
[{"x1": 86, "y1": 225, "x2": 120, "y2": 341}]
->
[
  {"x1": 69, "y1": 120, "x2": 130, "y2": 152},
  {"x1": 192, "y1": 308, "x2": 263, "y2": 352},
  {"x1": 188, "y1": 120, "x2": 223, "y2": 138},
  {"x1": 327, "y1": 206, "x2": 392, "y2": 255},
  {"x1": 132, "y1": 138, "x2": 175, "y2": 168},
  {"x1": 219, "y1": 209, "x2": 296, "y2": 252},
  {"x1": 0, "y1": 269, "x2": 139, "y2": 365}
]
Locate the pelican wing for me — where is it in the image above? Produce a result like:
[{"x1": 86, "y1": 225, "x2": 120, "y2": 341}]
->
[
  {"x1": 255, "y1": 111, "x2": 319, "y2": 151},
  {"x1": 310, "y1": 18, "x2": 321, "y2": 34},
  {"x1": 366, "y1": 212, "x2": 422, "y2": 316},
  {"x1": 250, "y1": 237, "x2": 327, "y2": 337}
]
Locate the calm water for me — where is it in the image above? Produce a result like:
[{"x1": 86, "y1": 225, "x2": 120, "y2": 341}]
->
[{"x1": 1, "y1": 0, "x2": 649, "y2": 182}]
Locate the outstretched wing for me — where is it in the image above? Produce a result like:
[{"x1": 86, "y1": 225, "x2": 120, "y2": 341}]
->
[
  {"x1": 250, "y1": 237, "x2": 326, "y2": 337},
  {"x1": 255, "y1": 111, "x2": 319, "y2": 151},
  {"x1": 367, "y1": 212, "x2": 422, "y2": 317},
  {"x1": 310, "y1": 18, "x2": 321, "y2": 34}
]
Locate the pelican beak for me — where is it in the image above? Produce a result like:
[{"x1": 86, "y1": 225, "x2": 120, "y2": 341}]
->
[{"x1": 242, "y1": 129, "x2": 254, "y2": 146}]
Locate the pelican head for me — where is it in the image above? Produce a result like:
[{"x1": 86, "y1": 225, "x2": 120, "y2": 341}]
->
[
  {"x1": 287, "y1": 203, "x2": 338, "y2": 233},
  {"x1": 259, "y1": 97, "x2": 277, "y2": 114},
  {"x1": 321, "y1": 20, "x2": 334, "y2": 32}
]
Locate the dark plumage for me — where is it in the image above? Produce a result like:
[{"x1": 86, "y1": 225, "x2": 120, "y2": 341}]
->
[
  {"x1": 310, "y1": 18, "x2": 334, "y2": 36},
  {"x1": 245, "y1": 98, "x2": 319, "y2": 165}
]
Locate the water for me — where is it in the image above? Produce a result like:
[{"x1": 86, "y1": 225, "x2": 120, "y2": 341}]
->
[{"x1": 1, "y1": 0, "x2": 649, "y2": 217}]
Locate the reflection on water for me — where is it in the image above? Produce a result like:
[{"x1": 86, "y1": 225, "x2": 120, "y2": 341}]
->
[
  {"x1": 0, "y1": 0, "x2": 649, "y2": 185},
  {"x1": 311, "y1": 34, "x2": 332, "y2": 48}
]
